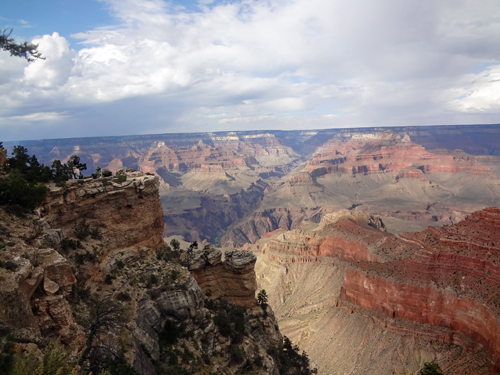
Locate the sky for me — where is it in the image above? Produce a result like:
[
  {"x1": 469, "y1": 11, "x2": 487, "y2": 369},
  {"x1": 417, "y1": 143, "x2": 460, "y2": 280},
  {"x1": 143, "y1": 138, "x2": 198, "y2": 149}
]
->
[{"x1": 0, "y1": 0, "x2": 499, "y2": 142}]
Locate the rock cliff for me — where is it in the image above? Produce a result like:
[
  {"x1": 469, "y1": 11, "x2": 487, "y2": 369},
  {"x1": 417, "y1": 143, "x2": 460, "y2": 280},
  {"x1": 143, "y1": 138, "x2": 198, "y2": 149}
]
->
[
  {"x1": 0, "y1": 169, "x2": 306, "y2": 375},
  {"x1": 223, "y1": 130, "x2": 500, "y2": 247},
  {"x1": 254, "y1": 208, "x2": 500, "y2": 374},
  {"x1": 40, "y1": 171, "x2": 164, "y2": 254},
  {"x1": 189, "y1": 248, "x2": 258, "y2": 307}
]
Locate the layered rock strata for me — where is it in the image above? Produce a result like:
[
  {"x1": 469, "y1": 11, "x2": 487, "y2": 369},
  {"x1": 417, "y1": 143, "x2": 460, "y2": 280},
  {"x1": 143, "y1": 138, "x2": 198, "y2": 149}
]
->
[
  {"x1": 40, "y1": 171, "x2": 164, "y2": 254},
  {"x1": 0, "y1": 168, "x2": 294, "y2": 374},
  {"x1": 189, "y1": 248, "x2": 258, "y2": 307},
  {"x1": 223, "y1": 130, "x2": 500, "y2": 247},
  {"x1": 256, "y1": 208, "x2": 500, "y2": 374},
  {"x1": 7, "y1": 126, "x2": 500, "y2": 250}
]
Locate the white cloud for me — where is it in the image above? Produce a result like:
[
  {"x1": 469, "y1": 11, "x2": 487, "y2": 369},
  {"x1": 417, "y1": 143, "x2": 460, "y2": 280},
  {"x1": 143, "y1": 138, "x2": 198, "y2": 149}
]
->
[
  {"x1": 0, "y1": 0, "x2": 500, "y2": 141},
  {"x1": 19, "y1": 19, "x2": 33, "y2": 28},
  {"x1": 449, "y1": 65, "x2": 500, "y2": 113},
  {"x1": 24, "y1": 32, "x2": 77, "y2": 89},
  {"x1": 8, "y1": 111, "x2": 68, "y2": 122}
]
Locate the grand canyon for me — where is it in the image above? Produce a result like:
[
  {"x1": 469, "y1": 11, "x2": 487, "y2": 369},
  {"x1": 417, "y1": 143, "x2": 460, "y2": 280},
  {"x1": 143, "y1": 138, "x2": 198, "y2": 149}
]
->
[{"x1": 1, "y1": 124, "x2": 500, "y2": 374}]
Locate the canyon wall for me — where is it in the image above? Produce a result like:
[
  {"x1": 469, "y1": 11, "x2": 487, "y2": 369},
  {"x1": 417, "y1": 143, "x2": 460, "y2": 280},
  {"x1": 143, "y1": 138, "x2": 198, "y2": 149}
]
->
[{"x1": 254, "y1": 208, "x2": 500, "y2": 374}]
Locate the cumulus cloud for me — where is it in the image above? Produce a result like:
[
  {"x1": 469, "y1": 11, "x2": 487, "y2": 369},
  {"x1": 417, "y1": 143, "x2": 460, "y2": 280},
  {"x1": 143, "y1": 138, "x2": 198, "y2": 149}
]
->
[
  {"x1": 0, "y1": 0, "x2": 499, "y2": 140},
  {"x1": 24, "y1": 32, "x2": 77, "y2": 88}
]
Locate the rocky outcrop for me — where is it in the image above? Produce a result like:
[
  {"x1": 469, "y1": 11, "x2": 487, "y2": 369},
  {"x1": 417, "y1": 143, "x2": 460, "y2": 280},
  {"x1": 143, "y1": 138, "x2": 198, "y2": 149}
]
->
[
  {"x1": 131, "y1": 271, "x2": 206, "y2": 369},
  {"x1": 0, "y1": 212, "x2": 84, "y2": 347},
  {"x1": 0, "y1": 268, "x2": 40, "y2": 341},
  {"x1": 261, "y1": 210, "x2": 403, "y2": 264},
  {"x1": 338, "y1": 207, "x2": 500, "y2": 371},
  {"x1": 189, "y1": 248, "x2": 258, "y2": 307},
  {"x1": 40, "y1": 171, "x2": 164, "y2": 254},
  {"x1": 0, "y1": 160, "x2": 308, "y2": 374}
]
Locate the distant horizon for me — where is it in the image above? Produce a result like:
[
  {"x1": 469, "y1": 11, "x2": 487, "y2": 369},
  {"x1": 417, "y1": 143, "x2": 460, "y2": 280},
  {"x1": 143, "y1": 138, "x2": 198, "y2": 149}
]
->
[{"x1": 3, "y1": 122, "x2": 499, "y2": 146}]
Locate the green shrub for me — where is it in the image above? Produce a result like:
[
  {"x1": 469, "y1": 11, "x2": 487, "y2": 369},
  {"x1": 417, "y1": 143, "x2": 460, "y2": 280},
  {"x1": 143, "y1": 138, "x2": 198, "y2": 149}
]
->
[
  {"x1": 169, "y1": 239, "x2": 180, "y2": 251},
  {"x1": 74, "y1": 250, "x2": 98, "y2": 265},
  {"x1": 146, "y1": 274, "x2": 158, "y2": 289},
  {"x1": 229, "y1": 344, "x2": 244, "y2": 364},
  {"x1": 214, "y1": 310, "x2": 231, "y2": 337},
  {"x1": 74, "y1": 219, "x2": 91, "y2": 240},
  {"x1": 90, "y1": 227, "x2": 102, "y2": 240},
  {"x1": 159, "y1": 320, "x2": 186, "y2": 347},
  {"x1": 11, "y1": 338, "x2": 84, "y2": 375},
  {"x1": 0, "y1": 335, "x2": 15, "y2": 374},
  {"x1": 114, "y1": 170, "x2": 127, "y2": 185},
  {"x1": 0, "y1": 170, "x2": 48, "y2": 211},
  {"x1": 61, "y1": 238, "x2": 82, "y2": 252},
  {"x1": 104, "y1": 355, "x2": 138, "y2": 375},
  {"x1": 105, "y1": 274, "x2": 114, "y2": 285},
  {"x1": 116, "y1": 292, "x2": 132, "y2": 302},
  {"x1": 419, "y1": 362, "x2": 444, "y2": 375},
  {"x1": 156, "y1": 246, "x2": 180, "y2": 263}
]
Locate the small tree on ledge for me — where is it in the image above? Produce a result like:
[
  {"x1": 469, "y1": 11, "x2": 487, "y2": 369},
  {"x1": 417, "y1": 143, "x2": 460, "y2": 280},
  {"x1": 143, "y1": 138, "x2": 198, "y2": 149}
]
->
[
  {"x1": 257, "y1": 289, "x2": 268, "y2": 306},
  {"x1": 419, "y1": 362, "x2": 444, "y2": 375}
]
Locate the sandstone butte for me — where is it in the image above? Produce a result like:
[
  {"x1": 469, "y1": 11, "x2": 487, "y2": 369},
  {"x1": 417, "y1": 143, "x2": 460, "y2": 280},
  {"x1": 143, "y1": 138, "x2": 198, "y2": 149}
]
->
[
  {"x1": 256, "y1": 208, "x2": 500, "y2": 374},
  {"x1": 0, "y1": 169, "x2": 290, "y2": 375}
]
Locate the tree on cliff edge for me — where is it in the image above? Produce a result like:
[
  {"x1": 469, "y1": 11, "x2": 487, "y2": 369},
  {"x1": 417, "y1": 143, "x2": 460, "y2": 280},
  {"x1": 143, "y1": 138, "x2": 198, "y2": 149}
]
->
[{"x1": 257, "y1": 289, "x2": 268, "y2": 306}]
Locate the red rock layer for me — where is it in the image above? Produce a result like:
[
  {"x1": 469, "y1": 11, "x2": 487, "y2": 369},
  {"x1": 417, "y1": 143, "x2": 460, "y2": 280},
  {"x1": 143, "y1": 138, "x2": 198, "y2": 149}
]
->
[
  {"x1": 137, "y1": 134, "x2": 298, "y2": 178},
  {"x1": 340, "y1": 269, "x2": 499, "y2": 368},
  {"x1": 341, "y1": 208, "x2": 500, "y2": 371},
  {"x1": 261, "y1": 207, "x2": 500, "y2": 371},
  {"x1": 303, "y1": 130, "x2": 500, "y2": 178},
  {"x1": 262, "y1": 211, "x2": 406, "y2": 264}
]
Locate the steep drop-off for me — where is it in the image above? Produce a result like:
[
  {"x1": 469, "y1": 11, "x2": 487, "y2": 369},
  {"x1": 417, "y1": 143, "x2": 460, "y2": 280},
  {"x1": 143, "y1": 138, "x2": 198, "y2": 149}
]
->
[
  {"x1": 0, "y1": 171, "x2": 303, "y2": 375},
  {"x1": 41, "y1": 170, "x2": 164, "y2": 253}
]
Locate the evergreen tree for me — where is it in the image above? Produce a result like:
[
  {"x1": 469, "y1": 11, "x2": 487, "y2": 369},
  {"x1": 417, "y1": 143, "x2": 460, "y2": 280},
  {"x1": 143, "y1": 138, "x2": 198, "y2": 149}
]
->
[{"x1": 1, "y1": 29, "x2": 44, "y2": 62}]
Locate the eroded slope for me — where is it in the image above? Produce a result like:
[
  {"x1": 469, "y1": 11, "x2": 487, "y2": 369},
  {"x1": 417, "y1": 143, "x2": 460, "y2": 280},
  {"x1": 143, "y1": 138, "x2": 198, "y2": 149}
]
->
[{"x1": 254, "y1": 208, "x2": 500, "y2": 374}]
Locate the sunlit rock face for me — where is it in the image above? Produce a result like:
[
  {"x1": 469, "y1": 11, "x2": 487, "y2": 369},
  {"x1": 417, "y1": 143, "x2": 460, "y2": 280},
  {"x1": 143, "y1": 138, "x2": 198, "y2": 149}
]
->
[
  {"x1": 189, "y1": 248, "x2": 258, "y2": 308},
  {"x1": 40, "y1": 171, "x2": 164, "y2": 254},
  {"x1": 340, "y1": 207, "x2": 500, "y2": 371},
  {"x1": 254, "y1": 207, "x2": 500, "y2": 374}
]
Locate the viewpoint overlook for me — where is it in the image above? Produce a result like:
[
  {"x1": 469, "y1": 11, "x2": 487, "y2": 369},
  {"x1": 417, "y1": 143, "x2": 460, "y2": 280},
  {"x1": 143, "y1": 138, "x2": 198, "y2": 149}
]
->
[{"x1": 1, "y1": 124, "x2": 500, "y2": 374}]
